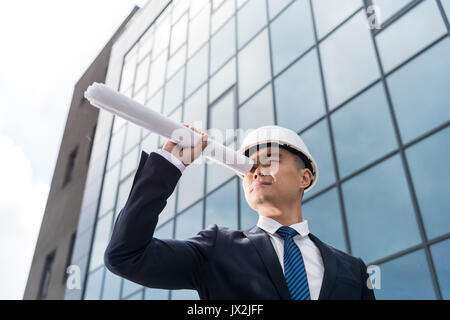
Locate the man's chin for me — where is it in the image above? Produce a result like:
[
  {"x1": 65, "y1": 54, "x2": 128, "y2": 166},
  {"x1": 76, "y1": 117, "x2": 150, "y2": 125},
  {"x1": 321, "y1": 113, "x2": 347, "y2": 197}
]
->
[{"x1": 252, "y1": 195, "x2": 276, "y2": 207}]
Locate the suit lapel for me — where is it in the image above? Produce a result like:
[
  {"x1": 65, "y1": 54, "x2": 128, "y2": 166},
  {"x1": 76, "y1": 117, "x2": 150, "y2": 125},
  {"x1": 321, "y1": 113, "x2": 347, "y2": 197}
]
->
[
  {"x1": 308, "y1": 232, "x2": 337, "y2": 300},
  {"x1": 244, "y1": 227, "x2": 338, "y2": 300},
  {"x1": 244, "y1": 226, "x2": 291, "y2": 300}
]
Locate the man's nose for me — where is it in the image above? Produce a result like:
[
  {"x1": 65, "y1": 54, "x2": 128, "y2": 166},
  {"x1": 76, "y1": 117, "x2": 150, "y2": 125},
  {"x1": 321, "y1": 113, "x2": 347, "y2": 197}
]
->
[{"x1": 253, "y1": 164, "x2": 269, "y2": 179}]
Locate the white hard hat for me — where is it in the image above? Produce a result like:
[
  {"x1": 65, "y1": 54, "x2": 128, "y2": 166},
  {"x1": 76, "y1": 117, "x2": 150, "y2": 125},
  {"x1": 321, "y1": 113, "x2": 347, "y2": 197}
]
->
[{"x1": 237, "y1": 125, "x2": 318, "y2": 192}]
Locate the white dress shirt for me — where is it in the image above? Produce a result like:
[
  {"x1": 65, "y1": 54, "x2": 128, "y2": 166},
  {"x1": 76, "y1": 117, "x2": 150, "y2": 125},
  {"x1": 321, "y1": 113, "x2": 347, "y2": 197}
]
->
[
  {"x1": 257, "y1": 215, "x2": 324, "y2": 300},
  {"x1": 152, "y1": 149, "x2": 325, "y2": 299}
]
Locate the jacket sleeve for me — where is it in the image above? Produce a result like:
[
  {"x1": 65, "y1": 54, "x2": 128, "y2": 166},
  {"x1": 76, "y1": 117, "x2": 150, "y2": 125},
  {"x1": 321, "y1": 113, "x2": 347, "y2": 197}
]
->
[
  {"x1": 358, "y1": 258, "x2": 376, "y2": 300},
  {"x1": 104, "y1": 150, "x2": 218, "y2": 290}
]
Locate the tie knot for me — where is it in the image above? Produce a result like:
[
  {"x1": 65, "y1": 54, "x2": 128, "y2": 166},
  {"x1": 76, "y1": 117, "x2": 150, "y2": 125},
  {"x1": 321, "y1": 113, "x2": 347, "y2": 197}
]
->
[{"x1": 276, "y1": 226, "x2": 298, "y2": 240}]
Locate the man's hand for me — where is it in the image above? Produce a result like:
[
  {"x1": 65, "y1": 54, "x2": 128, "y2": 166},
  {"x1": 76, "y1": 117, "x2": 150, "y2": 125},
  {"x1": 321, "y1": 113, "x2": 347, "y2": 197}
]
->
[{"x1": 162, "y1": 124, "x2": 209, "y2": 167}]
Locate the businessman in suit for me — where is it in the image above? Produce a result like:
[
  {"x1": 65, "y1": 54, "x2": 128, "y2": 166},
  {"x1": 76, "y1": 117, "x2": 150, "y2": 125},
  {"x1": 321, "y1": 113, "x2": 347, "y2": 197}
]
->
[{"x1": 104, "y1": 124, "x2": 376, "y2": 300}]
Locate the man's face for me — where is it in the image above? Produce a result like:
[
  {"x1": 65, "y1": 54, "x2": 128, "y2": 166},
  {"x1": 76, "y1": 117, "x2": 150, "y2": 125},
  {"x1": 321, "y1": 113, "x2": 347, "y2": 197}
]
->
[{"x1": 242, "y1": 145, "x2": 312, "y2": 216}]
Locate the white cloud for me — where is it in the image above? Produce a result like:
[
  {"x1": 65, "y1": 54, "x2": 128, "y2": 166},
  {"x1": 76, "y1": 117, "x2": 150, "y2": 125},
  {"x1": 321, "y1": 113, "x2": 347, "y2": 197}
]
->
[
  {"x1": 0, "y1": 135, "x2": 49, "y2": 299},
  {"x1": 0, "y1": 0, "x2": 148, "y2": 183},
  {"x1": 0, "y1": 0, "x2": 148, "y2": 299}
]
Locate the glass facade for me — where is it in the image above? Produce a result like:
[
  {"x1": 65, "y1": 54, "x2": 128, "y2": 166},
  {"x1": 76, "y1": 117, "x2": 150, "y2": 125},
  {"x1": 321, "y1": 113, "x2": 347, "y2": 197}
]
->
[{"x1": 69, "y1": 0, "x2": 450, "y2": 300}]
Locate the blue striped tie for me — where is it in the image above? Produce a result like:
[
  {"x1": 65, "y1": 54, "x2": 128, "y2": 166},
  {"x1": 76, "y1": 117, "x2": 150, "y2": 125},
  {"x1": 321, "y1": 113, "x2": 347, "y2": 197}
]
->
[{"x1": 276, "y1": 226, "x2": 311, "y2": 300}]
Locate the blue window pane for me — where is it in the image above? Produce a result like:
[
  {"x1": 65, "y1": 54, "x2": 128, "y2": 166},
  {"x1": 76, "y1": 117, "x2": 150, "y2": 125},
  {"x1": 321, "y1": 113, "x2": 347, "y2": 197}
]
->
[
  {"x1": 372, "y1": 0, "x2": 411, "y2": 24},
  {"x1": 184, "y1": 84, "x2": 208, "y2": 130},
  {"x1": 114, "y1": 175, "x2": 133, "y2": 223},
  {"x1": 270, "y1": 0, "x2": 315, "y2": 75},
  {"x1": 146, "y1": 88, "x2": 163, "y2": 114},
  {"x1": 167, "y1": 43, "x2": 186, "y2": 81},
  {"x1": 106, "y1": 126, "x2": 125, "y2": 169},
  {"x1": 237, "y1": 0, "x2": 247, "y2": 9},
  {"x1": 406, "y1": 127, "x2": 450, "y2": 239},
  {"x1": 125, "y1": 290, "x2": 143, "y2": 300},
  {"x1": 98, "y1": 164, "x2": 120, "y2": 217},
  {"x1": 120, "y1": 147, "x2": 139, "y2": 180},
  {"x1": 387, "y1": 37, "x2": 450, "y2": 144},
  {"x1": 137, "y1": 26, "x2": 153, "y2": 62},
  {"x1": 239, "y1": 185, "x2": 258, "y2": 231},
  {"x1": 207, "y1": 141, "x2": 236, "y2": 193},
  {"x1": 171, "y1": 289, "x2": 200, "y2": 300},
  {"x1": 102, "y1": 269, "x2": 122, "y2": 300},
  {"x1": 312, "y1": 0, "x2": 363, "y2": 39},
  {"x1": 153, "y1": 12, "x2": 171, "y2": 59},
  {"x1": 209, "y1": 89, "x2": 236, "y2": 145},
  {"x1": 144, "y1": 287, "x2": 170, "y2": 300},
  {"x1": 163, "y1": 67, "x2": 185, "y2": 115},
  {"x1": 320, "y1": 10, "x2": 380, "y2": 109},
  {"x1": 430, "y1": 239, "x2": 450, "y2": 299},
  {"x1": 237, "y1": 0, "x2": 267, "y2": 48},
  {"x1": 175, "y1": 201, "x2": 203, "y2": 239},
  {"x1": 332, "y1": 83, "x2": 398, "y2": 178},
  {"x1": 122, "y1": 278, "x2": 142, "y2": 299},
  {"x1": 188, "y1": 2, "x2": 210, "y2": 58},
  {"x1": 190, "y1": 0, "x2": 209, "y2": 19},
  {"x1": 177, "y1": 162, "x2": 205, "y2": 213},
  {"x1": 121, "y1": 51, "x2": 137, "y2": 92},
  {"x1": 238, "y1": 28, "x2": 272, "y2": 103},
  {"x1": 207, "y1": 160, "x2": 236, "y2": 194},
  {"x1": 268, "y1": 0, "x2": 292, "y2": 19},
  {"x1": 124, "y1": 123, "x2": 142, "y2": 154},
  {"x1": 133, "y1": 86, "x2": 147, "y2": 105},
  {"x1": 158, "y1": 183, "x2": 177, "y2": 226},
  {"x1": 213, "y1": 0, "x2": 225, "y2": 11},
  {"x1": 205, "y1": 178, "x2": 238, "y2": 229},
  {"x1": 274, "y1": 49, "x2": 326, "y2": 133},
  {"x1": 89, "y1": 211, "x2": 114, "y2": 271},
  {"x1": 376, "y1": 250, "x2": 435, "y2": 299},
  {"x1": 113, "y1": 114, "x2": 127, "y2": 134},
  {"x1": 442, "y1": 0, "x2": 450, "y2": 18},
  {"x1": 212, "y1": 0, "x2": 235, "y2": 34},
  {"x1": 238, "y1": 84, "x2": 274, "y2": 133},
  {"x1": 342, "y1": 155, "x2": 421, "y2": 262},
  {"x1": 141, "y1": 133, "x2": 159, "y2": 154},
  {"x1": 134, "y1": 55, "x2": 150, "y2": 93},
  {"x1": 210, "y1": 17, "x2": 235, "y2": 75},
  {"x1": 185, "y1": 44, "x2": 208, "y2": 98},
  {"x1": 154, "y1": 220, "x2": 174, "y2": 239},
  {"x1": 303, "y1": 188, "x2": 347, "y2": 253},
  {"x1": 84, "y1": 267, "x2": 104, "y2": 300},
  {"x1": 209, "y1": 58, "x2": 236, "y2": 104},
  {"x1": 148, "y1": 48, "x2": 167, "y2": 98},
  {"x1": 301, "y1": 119, "x2": 336, "y2": 200},
  {"x1": 376, "y1": 0, "x2": 447, "y2": 72},
  {"x1": 170, "y1": 13, "x2": 188, "y2": 55}
]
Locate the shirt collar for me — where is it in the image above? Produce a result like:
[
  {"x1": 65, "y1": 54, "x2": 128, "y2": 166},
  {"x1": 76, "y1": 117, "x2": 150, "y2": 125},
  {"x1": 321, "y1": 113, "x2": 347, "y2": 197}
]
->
[{"x1": 257, "y1": 214, "x2": 310, "y2": 238}]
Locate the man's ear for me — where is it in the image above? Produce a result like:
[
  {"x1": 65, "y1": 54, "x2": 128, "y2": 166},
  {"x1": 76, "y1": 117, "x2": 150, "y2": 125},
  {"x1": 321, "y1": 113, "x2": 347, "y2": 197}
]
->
[{"x1": 298, "y1": 168, "x2": 312, "y2": 190}]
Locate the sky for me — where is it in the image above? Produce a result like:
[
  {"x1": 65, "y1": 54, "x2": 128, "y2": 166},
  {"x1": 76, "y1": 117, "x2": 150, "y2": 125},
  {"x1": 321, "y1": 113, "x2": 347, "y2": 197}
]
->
[{"x1": 0, "y1": 0, "x2": 148, "y2": 300}]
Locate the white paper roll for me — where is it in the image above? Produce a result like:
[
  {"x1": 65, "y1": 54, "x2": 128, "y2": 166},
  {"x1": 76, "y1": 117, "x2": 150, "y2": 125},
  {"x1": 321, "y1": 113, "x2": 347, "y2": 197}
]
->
[{"x1": 84, "y1": 82, "x2": 254, "y2": 176}]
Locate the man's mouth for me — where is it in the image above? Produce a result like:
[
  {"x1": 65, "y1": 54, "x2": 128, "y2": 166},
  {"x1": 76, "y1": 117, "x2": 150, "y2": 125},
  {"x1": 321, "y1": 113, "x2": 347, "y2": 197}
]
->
[{"x1": 251, "y1": 182, "x2": 272, "y2": 192}]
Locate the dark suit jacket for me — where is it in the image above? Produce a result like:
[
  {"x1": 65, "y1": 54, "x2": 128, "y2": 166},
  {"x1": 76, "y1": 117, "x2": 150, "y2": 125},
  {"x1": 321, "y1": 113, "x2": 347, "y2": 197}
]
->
[{"x1": 104, "y1": 151, "x2": 376, "y2": 300}]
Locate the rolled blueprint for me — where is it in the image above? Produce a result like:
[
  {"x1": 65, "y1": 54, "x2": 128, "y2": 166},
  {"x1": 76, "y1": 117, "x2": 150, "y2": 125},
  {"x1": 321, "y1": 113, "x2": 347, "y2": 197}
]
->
[{"x1": 84, "y1": 82, "x2": 254, "y2": 176}]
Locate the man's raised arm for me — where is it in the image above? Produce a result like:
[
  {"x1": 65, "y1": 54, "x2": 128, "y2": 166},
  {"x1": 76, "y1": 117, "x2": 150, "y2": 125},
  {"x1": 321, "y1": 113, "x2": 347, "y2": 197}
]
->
[{"x1": 104, "y1": 126, "x2": 214, "y2": 290}]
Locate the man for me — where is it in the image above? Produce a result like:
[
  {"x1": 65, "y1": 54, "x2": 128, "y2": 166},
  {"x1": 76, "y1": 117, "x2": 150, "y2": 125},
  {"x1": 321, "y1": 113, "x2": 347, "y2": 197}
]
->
[{"x1": 104, "y1": 124, "x2": 376, "y2": 300}]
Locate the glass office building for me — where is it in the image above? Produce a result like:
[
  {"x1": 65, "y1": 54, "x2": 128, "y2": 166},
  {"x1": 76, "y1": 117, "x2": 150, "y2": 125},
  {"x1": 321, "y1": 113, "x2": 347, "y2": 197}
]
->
[{"x1": 65, "y1": 0, "x2": 450, "y2": 300}]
